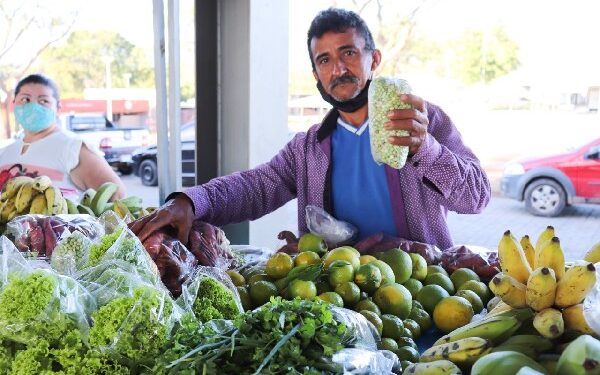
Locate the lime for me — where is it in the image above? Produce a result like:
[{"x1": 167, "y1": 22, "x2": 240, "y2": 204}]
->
[
  {"x1": 416, "y1": 284, "x2": 450, "y2": 314},
  {"x1": 265, "y1": 253, "x2": 294, "y2": 279},
  {"x1": 403, "y1": 319, "x2": 421, "y2": 340},
  {"x1": 370, "y1": 260, "x2": 396, "y2": 286},
  {"x1": 226, "y1": 270, "x2": 246, "y2": 287},
  {"x1": 401, "y1": 327, "x2": 413, "y2": 339},
  {"x1": 379, "y1": 337, "x2": 399, "y2": 352},
  {"x1": 373, "y1": 283, "x2": 413, "y2": 319},
  {"x1": 359, "y1": 255, "x2": 378, "y2": 265},
  {"x1": 378, "y1": 249, "x2": 413, "y2": 284},
  {"x1": 412, "y1": 300, "x2": 424, "y2": 311},
  {"x1": 409, "y1": 253, "x2": 428, "y2": 281},
  {"x1": 294, "y1": 251, "x2": 321, "y2": 267},
  {"x1": 248, "y1": 273, "x2": 270, "y2": 285},
  {"x1": 241, "y1": 266, "x2": 265, "y2": 280},
  {"x1": 408, "y1": 307, "x2": 432, "y2": 331},
  {"x1": 450, "y1": 268, "x2": 481, "y2": 290},
  {"x1": 353, "y1": 298, "x2": 382, "y2": 316},
  {"x1": 297, "y1": 233, "x2": 327, "y2": 254},
  {"x1": 335, "y1": 282, "x2": 361, "y2": 306},
  {"x1": 426, "y1": 265, "x2": 449, "y2": 277},
  {"x1": 459, "y1": 280, "x2": 492, "y2": 304},
  {"x1": 328, "y1": 260, "x2": 355, "y2": 287},
  {"x1": 315, "y1": 277, "x2": 333, "y2": 295},
  {"x1": 381, "y1": 314, "x2": 405, "y2": 340},
  {"x1": 455, "y1": 289, "x2": 484, "y2": 314},
  {"x1": 396, "y1": 346, "x2": 420, "y2": 362},
  {"x1": 323, "y1": 247, "x2": 360, "y2": 271},
  {"x1": 360, "y1": 310, "x2": 383, "y2": 335},
  {"x1": 354, "y1": 263, "x2": 383, "y2": 293},
  {"x1": 400, "y1": 361, "x2": 414, "y2": 372},
  {"x1": 433, "y1": 296, "x2": 474, "y2": 333},
  {"x1": 236, "y1": 286, "x2": 252, "y2": 311},
  {"x1": 288, "y1": 279, "x2": 317, "y2": 300},
  {"x1": 397, "y1": 337, "x2": 418, "y2": 350},
  {"x1": 249, "y1": 280, "x2": 279, "y2": 307},
  {"x1": 318, "y1": 292, "x2": 344, "y2": 307},
  {"x1": 402, "y1": 278, "x2": 423, "y2": 298},
  {"x1": 424, "y1": 273, "x2": 455, "y2": 295}
]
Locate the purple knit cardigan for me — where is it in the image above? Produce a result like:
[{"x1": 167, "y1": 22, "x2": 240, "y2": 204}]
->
[{"x1": 184, "y1": 103, "x2": 491, "y2": 249}]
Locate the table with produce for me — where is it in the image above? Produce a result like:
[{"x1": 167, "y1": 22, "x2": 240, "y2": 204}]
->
[{"x1": 0, "y1": 173, "x2": 599, "y2": 374}]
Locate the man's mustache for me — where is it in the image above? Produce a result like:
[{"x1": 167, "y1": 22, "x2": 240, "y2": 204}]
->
[{"x1": 329, "y1": 74, "x2": 359, "y2": 90}]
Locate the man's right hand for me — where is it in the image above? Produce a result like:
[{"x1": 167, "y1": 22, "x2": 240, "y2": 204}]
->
[{"x1": 129, "y1": 194, "x2": 195, "y2": 244}]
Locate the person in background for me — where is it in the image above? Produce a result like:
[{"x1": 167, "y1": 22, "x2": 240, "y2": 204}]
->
[
  {"x1": 131, "y1": 8, "x2": 490, "y2": 249},
  {"x1": 0, "y1": 74, "x2": 125, "y2": 200}
]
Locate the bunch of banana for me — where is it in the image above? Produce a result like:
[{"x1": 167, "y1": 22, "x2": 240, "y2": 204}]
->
[
  {"x1": 0, "y1": 175, "x2": 67, "y2": 223},
  {"x1": 67, "y1": 182, "x2": 150, "y2": 222}
]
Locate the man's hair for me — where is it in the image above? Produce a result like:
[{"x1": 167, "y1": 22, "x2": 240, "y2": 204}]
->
[
  {"x1": 307, "y1": 8, "x2": 376, "y2": 70},
  {"x1": 14, "y1": 74, "x2": 60, "y2": 101}
]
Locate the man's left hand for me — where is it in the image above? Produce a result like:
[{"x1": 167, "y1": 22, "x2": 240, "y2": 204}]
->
[{"x1": 384, "y1": 93, "x2": 429, "y2": 156}]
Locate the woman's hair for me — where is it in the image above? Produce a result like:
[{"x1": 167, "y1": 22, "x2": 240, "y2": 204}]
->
[
  {"x1": 306, "y1": 8, "x2": 375, "y2": 70},
  {"x1": 14, "y1": 74, "x2": 60, "y2": 101}
]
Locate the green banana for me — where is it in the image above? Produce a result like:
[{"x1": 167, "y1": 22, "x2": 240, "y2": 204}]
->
[
  {"x1": 80, "y1": 188, "x2": 97, "y2": 207},
  {"x1": 118, "y1": 196, "x2": 143, "y2": 212},
  {"x1": 65, "y1": 198, "x2": 79, "y2": 215},
  {"x1": 77, "y1": 204, "x2": 95, "y2": 216},
  {"x1": 491, "y1": 343, "x2": 538, "y2": 359},
  {"x1": 515, "y1": 366, "x2": 546, "y2": 375},
  {"x1": 555, "y1": 261, "x2": 596, "y2": 308},
  {"x1": 420, "y1": 337, "x2": 492, "y2": 365},
  {"x1": 526, "y1": 267, "x2": 557, "y2": 311},
  {"x1": 434, "y1": 315, "x2": 521, "y2": 346},
  {"x1": 556, "y1": 335, "x2": 600, "y2": 375},
  {"x1": 501, "y1": 334, "x2": 554, "y2": 353},
  {"x1": 538, "y1": 354, "x2": 560, "y2": 375},
  {"x1": 471, "y1": 351, "x2": 549, "y2": 375},
  {"x1": 533, "y1": 307, "x2": 564, "y2": 339},
  {"x1": 402, "y1": 360, "x2": 462, "y2": 374},
  {"x1": 90, "y1": 182, "x2": 118, "y2": 216},
  {"x1": 2, "y1": 176, "x2": 34, "y2": 199},
  {"x1": 32, "y1": 175, "x2": 52, "y2": 192}
]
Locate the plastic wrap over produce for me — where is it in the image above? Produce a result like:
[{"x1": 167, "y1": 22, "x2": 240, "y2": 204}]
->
[
  {"x1": 353, "y1": 231, "x2": 443, "y2": 264},
  {"x1": 368, "y1": 76, "x2": 412, "y2": 169},
  {"x1": 332, "y1": 348, "x2": 398, "y2": 375},
  {"x1": 306, "y1": 205, "x2": 357, "y2": 247},
  {"x1": 0, "y1": 236, "x2": 96, "y2": 344},
  {"x1": 440, "y1": 244, "x2": 500, "y2": 280},
  {"x1": 5, "y1": 214, "x2": 104, "y2": 258},
  {"x1": 177, "y1": 265, "x2": 244, "y2": 323},
  {"x1": 187, "y1": 220, "x2": 236, "y2": 269},
  {"x1": 583, "y1": 265, "x2": 600, "y2": 336},
  {"x1": 230, "y1": 244, "x2": 274, "y2": 273}
]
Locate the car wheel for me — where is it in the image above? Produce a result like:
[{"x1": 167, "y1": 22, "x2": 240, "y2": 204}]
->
[
  {"x1": 139, "y1": 159, "x2": 158, "y2": 186},
  {"x1": 524, "y1": 178, "x2": 566, "y2": 217}
]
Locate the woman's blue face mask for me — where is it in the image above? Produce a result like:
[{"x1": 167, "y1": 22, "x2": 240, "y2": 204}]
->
[{"x1": 14, "y1": 102, "x2": 56, "y2": 133}]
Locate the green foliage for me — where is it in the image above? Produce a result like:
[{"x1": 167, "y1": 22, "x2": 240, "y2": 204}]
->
[
  {"x1": 451, "y1": 26, "x2": 520, "y2": 85},
  {"x1": 0, "y1": 271, "x2": 57, "y2": 322},
  {"x1": 38, "y1": 30, "x2": 154, "y2": 97},
  {"x1": 87, "y1": 227, "x2": 124, "y2": 267},
  {"x1": 193, "y1": 277, "x2": 241, "y2": 323},
  {"x1": 89, "y1": 287, "x2": 173, "y2": 365},
  {"x1": 51, "y1": 232, "x2": 90, "y2": 274}
]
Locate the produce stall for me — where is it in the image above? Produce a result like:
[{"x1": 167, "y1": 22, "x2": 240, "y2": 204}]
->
[{"x1": 0, "y1": 175, "x2": 599, "y2": 374}]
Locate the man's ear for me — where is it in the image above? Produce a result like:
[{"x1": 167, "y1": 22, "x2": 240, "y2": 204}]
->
[{"x1": 371, "y1": 49, "x2": 382, "y2": 72}]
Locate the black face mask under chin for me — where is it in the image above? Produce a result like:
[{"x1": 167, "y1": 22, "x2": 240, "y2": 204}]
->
[{"x1": 317, "y1": 79, "x2": 371, "y2": 113}]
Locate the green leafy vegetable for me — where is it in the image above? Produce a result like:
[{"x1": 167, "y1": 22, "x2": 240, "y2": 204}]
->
[{"x1": 192, "y1": 277, "x2": 241, "y2": 322}]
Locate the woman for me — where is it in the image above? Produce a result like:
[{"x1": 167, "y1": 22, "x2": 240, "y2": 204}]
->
[{"x1": 0, "y1": 73, "x2": 125, "y2": 200}]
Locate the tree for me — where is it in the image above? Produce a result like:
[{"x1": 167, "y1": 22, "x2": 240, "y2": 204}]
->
[
  {"x1": 450, "y1": 26, "x2": 520, "y2": 85},
  {"x1": 0, "y1": 0, "x2": 78, "y2": 138},
  {"x1": 37, "y1": 30, "x2": 154, "y2": 98}
]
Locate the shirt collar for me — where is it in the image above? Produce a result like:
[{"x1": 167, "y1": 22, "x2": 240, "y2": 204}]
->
[{"x1": 336, "y1": 117, "x2": 369, "y2": 136}]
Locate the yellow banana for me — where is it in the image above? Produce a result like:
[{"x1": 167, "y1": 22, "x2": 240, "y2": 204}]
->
[
  {"x1": 1, "y1": 176, "x2": 34, "y2": 199},
  {"x1": 533, "y1": 308, "x2": 564, "y2": 338},
  {"x1": 554, "y1": 261, "x2": 597, "y2": 308},
  {"x1": 535, "y1": 225, "x2": 555, "y2": 261},
  {"x1": 45, "y1": 186, "x2": 64, "y2": 215},
  {"x1": 420, "y1": 337, "x2": 492, "y2": 365},
  {"x1": 15, "y1": 181, "x2": 35, "y2": 213},
  {"x1": 32, "y1": 175, "x2": 52, "y2": 192},
  {"x1": 29, "y1": 194, "x2": 48, "y2": 215},
  {"x1": 403, "y1": 360, "x2": 463, "y2": 375},
  {"x1": 584, "y1": 241, "x2": 600, "y2": 263},
  {"x1": 525, "y1": 267, "x2": 557, "y2": 311},
  {"x1": 498, "y1": 230, "x2": 532, "y2": 284},
  {"x1": 0, "y1": 200, "x2": 15, "y2": 222},
  {"x1": 489, "y1": 272, "x2": 528, "y2": 308},
  {"x1": 433, "y1": 315, "x2": 521, "y2": 346},
  {"x1": 562, "y1": 304, "x2": 595, "y2": 335},
  {"x1": 535, "y1": 237, "x2": 565, "y2": 280},
  {"x1": 520, "y1": 235, "x2": 536, "y2": 269}
]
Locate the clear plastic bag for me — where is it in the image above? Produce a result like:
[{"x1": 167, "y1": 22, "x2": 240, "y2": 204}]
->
[
  {"x1": 5, "y1": 214, "x2": 104, "y2": 258},
  {"x1": 50, "y1": 231, "x2": 92, "y2": 276},
  {"x1": 177, "y1": 265, "x2": 244, "y2": 322},
  {"x1": 331, "y1": 306, "x2": 379, "y2": 350},
  {"x1": 332, "y1": 348, "x2": 398, "y2": 375},
  {"x1": 231, "y1": 244, "x2": 274, "y2": 273},
  {"x1": 306, "y1": 205, "x2": 357, "y2": 247},
  {"x1": 368, "y1": 76, "x2": 412, "y2": 169},
  {"x1": 187, "y1": 220, "x2": 236, "y2": 269},
  {"x1": 441, "y1": 244, "x2": 500, "y2": 281},
  {"x1": 583, "y1": 265, "x2": 600, "y2": 336},
  {"x1": 353, "y1": 232, "x2": 443, "y2": 264},
  {"x1": 0, "y1": 236, "x2": 96, "y2": 344}
]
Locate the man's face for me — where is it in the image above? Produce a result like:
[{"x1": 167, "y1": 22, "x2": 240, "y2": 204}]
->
[{"x1": 311, "y1": 28, "x2": 380, "y2": 102}]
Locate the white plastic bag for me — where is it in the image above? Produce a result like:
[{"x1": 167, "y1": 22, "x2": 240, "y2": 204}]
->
[{"x1": 305, "y1": 205, "x2": 357, "y2": 247}]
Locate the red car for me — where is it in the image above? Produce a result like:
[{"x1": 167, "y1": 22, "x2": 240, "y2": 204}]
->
[{"x1": 500, "y1": 138, "x2": 600, "y2": 216}]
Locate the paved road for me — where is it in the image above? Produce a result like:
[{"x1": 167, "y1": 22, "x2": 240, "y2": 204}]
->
[{"x1": 122, "y1": 174, "x2": 600, "y2": 261}]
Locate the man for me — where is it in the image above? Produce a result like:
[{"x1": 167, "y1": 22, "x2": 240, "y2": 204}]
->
[{"x1": 131, "y1": 8, "x2": 490, "y2": 250}]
